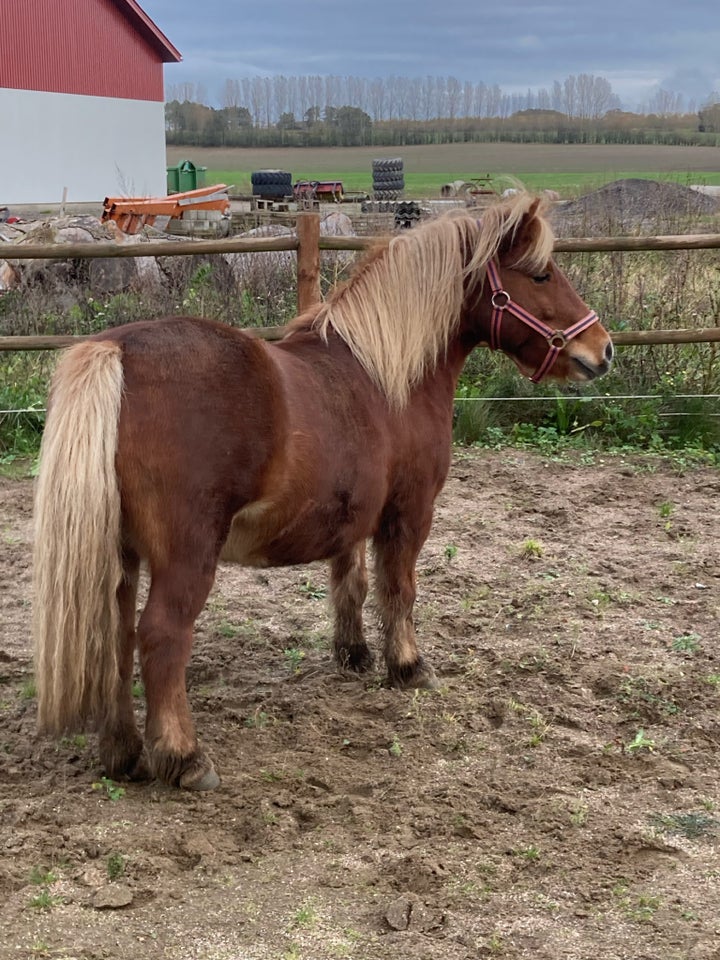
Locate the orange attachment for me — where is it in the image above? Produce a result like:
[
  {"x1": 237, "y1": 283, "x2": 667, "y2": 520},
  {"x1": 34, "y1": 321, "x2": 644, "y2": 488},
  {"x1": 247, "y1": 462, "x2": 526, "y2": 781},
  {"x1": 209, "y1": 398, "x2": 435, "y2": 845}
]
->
[{"x1": 102, "y1": 184, "x2": 230, "y2": 234}]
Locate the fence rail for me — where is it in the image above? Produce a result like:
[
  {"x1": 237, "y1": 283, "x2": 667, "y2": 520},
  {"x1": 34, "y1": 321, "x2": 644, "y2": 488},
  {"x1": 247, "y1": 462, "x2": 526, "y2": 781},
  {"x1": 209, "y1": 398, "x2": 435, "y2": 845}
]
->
[{"x1": 1, "y1": 215, "x2": 719, "y2": 352}]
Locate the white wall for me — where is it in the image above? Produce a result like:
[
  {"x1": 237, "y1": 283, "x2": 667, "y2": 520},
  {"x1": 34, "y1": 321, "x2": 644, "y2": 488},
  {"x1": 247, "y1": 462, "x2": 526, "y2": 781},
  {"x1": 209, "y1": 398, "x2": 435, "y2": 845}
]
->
[{"x1": 0, "y1": 88, "x2": 167, "y2": 204}]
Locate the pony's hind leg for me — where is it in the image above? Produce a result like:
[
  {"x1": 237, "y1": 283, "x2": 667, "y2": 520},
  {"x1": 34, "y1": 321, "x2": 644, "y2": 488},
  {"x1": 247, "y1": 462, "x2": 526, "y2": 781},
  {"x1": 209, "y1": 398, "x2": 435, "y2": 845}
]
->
[
  {"x1": 331, "y1": 541, "x2": 373, "y2": 673},
  {"x1": 98, "y1": 550, "x2": 149, "y2": 781},
  {"x1": 137, "y1": 565, "x2": 219, "y2": 790},
  {"x1": 374, "y1": 519, "x2": 439, "y2": 690}
]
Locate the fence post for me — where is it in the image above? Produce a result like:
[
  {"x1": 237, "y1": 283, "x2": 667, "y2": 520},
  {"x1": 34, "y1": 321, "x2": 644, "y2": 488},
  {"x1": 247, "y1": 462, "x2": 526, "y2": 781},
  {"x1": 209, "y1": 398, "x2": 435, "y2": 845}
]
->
[{"x1": 296, "y1": 212, "x2": 321, "y2": 313}]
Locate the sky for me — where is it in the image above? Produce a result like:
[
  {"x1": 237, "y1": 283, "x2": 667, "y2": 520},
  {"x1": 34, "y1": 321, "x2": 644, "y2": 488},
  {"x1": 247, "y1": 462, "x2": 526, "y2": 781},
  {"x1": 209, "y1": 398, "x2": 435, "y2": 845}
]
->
[{"x1": 140, "y1": 0, "x2": 720, "y2": 112}]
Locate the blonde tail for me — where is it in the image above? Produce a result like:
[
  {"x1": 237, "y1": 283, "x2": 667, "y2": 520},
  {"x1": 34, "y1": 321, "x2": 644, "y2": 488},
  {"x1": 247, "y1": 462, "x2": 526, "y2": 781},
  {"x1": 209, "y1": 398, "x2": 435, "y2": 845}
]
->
[{"x1": 33, "y1": 340, "x2": 125, "y2": 733}]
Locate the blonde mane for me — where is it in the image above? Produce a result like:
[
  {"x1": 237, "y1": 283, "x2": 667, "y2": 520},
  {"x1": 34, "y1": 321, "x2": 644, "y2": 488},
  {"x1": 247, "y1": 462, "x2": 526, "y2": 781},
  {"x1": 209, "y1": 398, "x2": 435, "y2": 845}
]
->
[{"x1": 313, "y1": 191, "x2": 555, "y2": 408}]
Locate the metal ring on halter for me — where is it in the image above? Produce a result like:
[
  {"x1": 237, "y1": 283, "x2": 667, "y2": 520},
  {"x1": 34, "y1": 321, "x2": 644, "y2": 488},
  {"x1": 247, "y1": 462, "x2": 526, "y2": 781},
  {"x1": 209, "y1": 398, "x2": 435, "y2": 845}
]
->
[
  {"x1": 491, "y1": 290, "x2": 510, "y2": 309},
  {"x1": 546, "y1": 331, "x2": 568, "y2": 348}
]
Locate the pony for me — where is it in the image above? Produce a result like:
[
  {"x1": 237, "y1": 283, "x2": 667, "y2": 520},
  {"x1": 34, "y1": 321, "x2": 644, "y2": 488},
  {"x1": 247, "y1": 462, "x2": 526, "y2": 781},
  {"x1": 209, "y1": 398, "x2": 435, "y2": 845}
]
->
[{"x1": 33, "y1": 193, "x2": 613, "y2": 790}]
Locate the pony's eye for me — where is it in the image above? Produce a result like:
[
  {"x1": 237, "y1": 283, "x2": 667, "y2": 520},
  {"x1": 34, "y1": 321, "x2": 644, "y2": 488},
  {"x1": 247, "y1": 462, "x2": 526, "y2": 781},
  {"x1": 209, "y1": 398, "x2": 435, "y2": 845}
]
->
[{"x1": 533, "y1": 272, "x2": 552, "y2": 284}]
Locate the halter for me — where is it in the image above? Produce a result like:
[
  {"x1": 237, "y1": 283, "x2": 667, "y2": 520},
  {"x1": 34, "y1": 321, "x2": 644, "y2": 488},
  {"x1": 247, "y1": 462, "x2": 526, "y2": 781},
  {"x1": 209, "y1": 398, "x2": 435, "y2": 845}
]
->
[{"x1": 485, "y1": 258, "x2": 600, "y2": 383}]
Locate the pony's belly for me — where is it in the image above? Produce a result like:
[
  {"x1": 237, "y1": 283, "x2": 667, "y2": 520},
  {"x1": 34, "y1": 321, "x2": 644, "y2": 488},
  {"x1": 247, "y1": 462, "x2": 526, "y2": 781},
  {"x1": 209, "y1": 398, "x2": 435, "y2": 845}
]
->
[
  {"x1": 220, "y1": 501, "x2": 276, "y2": 567},
  {"x1": 220, "y1": 494, "x2": 376, "y2": 567}
]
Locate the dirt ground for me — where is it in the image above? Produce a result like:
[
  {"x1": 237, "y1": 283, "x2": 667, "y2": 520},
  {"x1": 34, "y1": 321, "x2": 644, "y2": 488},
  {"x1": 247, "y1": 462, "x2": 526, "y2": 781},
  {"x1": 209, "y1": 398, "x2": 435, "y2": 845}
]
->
[{"x1": 1, "y1": 448, "x2": 719, "y2": 960}]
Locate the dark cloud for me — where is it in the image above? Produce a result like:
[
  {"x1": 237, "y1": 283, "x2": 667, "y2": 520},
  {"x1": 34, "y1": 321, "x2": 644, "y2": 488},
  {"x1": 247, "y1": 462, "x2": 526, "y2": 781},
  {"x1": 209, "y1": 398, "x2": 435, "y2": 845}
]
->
[{"x1": 141, "y1": 0, "x2": 720, "y2": 108}]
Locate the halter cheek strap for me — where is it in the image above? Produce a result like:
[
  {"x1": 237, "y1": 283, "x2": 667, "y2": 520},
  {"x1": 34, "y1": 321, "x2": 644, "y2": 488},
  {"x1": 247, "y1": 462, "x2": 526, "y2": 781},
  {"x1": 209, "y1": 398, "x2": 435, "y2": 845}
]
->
[{"x1": 485, "y1": 259, "x2": 599, "y2": 383}]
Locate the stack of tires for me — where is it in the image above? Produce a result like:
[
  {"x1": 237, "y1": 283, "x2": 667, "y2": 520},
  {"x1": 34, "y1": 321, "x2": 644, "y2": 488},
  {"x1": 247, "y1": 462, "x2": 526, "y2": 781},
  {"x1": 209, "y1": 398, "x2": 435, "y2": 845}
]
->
[
  {"x1": 251, "y1": 169, "x2": 292, "y2": 199},
  {"x1": 372, "y1": 158, "x2": 404, "y2": 200}
]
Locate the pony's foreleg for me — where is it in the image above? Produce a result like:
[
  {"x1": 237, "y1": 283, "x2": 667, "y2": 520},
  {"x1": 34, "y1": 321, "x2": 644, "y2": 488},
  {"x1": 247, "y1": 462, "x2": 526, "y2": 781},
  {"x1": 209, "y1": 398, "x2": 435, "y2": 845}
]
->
[
  {"x1": 331, "y1": 541, "x2": 373, "y2": 673},
  {"x1": 374, "y1": 521, "x2": 439, "y2": 690},
  {"x1": 137, "y1": 568, "x2": 219, "y2": 790},
  {"x1": 98, "y1": 551, "x2": 149, "y2": 781}
]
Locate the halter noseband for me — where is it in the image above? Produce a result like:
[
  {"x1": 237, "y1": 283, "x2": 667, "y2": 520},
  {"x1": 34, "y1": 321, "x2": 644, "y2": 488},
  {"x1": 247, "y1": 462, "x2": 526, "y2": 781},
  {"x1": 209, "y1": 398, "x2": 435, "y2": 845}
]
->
[{"x1": 485, "y1": 259, "x2": 600, "y2": 383}]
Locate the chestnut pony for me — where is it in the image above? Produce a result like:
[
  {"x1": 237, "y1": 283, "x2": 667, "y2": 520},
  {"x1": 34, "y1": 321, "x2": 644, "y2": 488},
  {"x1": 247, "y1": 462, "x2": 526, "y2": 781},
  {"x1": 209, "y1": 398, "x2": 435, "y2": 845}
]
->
[{"x1": 34, "y1": 193, "x2": 613, "y2": 790}]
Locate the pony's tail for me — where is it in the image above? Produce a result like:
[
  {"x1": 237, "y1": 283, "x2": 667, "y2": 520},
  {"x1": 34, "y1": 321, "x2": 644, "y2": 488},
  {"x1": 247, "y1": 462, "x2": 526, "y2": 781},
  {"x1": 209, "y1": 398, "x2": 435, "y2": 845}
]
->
[{"x1": 33, "y1": 340, "x2": 125, "y2": 734}]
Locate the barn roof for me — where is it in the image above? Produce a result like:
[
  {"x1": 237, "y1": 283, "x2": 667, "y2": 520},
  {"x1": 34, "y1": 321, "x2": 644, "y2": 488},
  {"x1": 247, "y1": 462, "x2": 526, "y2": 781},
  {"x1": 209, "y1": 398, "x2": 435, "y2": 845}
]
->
[{"x1": 112, "y1": 0, "x2": 182, "y2": 63}]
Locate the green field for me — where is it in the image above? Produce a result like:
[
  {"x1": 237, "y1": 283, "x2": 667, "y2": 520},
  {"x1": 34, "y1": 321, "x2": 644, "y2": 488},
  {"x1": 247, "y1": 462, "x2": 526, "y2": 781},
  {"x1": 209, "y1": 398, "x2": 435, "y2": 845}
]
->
[{"x1": 167, "y1": 142, "x2": 720, "y2": 198}]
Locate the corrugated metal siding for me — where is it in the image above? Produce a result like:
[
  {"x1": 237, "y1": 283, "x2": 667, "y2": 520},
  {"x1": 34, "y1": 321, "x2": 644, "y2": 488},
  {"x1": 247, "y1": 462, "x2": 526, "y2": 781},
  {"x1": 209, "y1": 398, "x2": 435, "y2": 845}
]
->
[{"x1": 0, "y1": 0, "x2": 165, "y2": 101}]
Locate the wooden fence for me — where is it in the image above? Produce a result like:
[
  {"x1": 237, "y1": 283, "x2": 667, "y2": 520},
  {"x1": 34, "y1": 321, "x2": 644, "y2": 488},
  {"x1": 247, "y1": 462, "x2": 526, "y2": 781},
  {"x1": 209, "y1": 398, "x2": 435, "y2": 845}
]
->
[{"x1": 1, "y1": 213, "x2": 720, "y2": 351}]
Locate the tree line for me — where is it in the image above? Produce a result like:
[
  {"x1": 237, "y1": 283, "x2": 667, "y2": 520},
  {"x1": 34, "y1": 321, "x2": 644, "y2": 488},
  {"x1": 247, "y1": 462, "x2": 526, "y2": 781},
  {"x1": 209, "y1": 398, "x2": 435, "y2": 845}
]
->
[{"x1": 165, "y1": 73, "x2": 720, "y2": 148}]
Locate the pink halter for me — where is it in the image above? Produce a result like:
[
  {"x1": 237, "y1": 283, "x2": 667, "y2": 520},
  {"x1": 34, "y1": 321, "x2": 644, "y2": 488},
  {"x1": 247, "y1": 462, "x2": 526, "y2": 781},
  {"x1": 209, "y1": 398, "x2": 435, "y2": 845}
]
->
[{"x1": 485, "y1": 259, "x2": 600, "y2": 383}]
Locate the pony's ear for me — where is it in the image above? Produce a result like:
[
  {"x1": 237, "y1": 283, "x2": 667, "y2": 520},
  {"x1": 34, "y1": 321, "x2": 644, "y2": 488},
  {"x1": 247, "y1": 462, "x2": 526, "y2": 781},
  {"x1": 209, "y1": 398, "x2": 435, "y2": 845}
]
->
[{"x1": 498, "y1": 198, "x2": 542, "y2": 260}]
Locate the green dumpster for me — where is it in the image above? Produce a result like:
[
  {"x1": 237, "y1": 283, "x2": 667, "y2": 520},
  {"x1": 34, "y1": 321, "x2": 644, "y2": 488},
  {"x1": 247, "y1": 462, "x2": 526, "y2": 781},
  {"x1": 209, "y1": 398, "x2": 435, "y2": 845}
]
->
[{"x1": 167, "y1": 160, "x2": 207, "y2": 193}]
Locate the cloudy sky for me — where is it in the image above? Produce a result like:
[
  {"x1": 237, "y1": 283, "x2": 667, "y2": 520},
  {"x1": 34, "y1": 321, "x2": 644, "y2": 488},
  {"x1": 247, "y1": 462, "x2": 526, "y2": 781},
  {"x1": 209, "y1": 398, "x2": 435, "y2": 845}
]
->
[{"x1": 140, "y1": 0, "x2": 720, "y2": 111}]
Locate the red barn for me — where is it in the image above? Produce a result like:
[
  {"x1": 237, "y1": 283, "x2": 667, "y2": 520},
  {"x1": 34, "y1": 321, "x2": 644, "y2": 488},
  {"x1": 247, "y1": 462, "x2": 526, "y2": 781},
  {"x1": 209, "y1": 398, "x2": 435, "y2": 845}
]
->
[{"x1": 0, "y1": 0, "x2": 180, "y2": 205}]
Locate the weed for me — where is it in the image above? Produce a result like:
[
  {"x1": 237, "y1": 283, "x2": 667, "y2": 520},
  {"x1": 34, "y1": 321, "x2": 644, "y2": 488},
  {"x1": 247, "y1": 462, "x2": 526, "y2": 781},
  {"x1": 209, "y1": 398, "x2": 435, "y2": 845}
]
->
[
  {"x1": 29, "y1": 889, "x2": 63, "y2": 911},
  {"x1": 260, "y1": 768, "x2": 284, "y2": 782},
  {"x1": 28, "y1": 863, "x2": 62, "y2": 912},
  {"x1": 514, "y1": 845, "x2": 540, "y2": 861},
  {"x1": 244, "y1": 709, "x2": 270, "y2": 728},
  {"x1": 671, "y1": 632, "x2": 701, "y2": 654},
  {"x1": 627, "y1": 894, "x2": 661, "y2": 923},
  {"x1": 508, "y1": 699, "x2": 551, "y2": 746},
  {"x1": 283, "y1": 647, "x2": 306, "y2": 674},
  {"x1": 388, "y1": 734, "x2": 403, "y2": 758},
  {"x1": 658, "y1": 500, "x2": 674, "y2": 519},
  {"x1": 444, "y1": 542, "x2": 458, "y2": 561},
  {"x1": 59, "y1": 733, "x2": 87, "y2": 751},
  {"x1": 131, "y1": 680, "x2": 144, "y2": 698},
  {"x1": 570, "y1": 803, "x2": 589, "y2": 827},
  {"x1": 30, "y1": 942, "x2": 52, "y2": 956},
  {"x1": 29, "y1": 866, "x2": 57, "y2": 886},
  {"x1": 625, "y1": 729, "x2": 656, "y2": 753},
  {"x1": 617, "y1": 676, "x2": 679, "y2": 717},
  {"x1": 521, "y1": 539, "x2": 544, "y2": 559},
  {"x1": 298, "y1": 579, "x2": 327, "y2": 601},
  {"x1": 20, "y1": 679, "x2": 37, "y2": 700},
  {"x1": 526, "y1": 711, "x2": 551, "y2": 747},
  {"x1": 650, "y1": 811, "x2": 718, "y2": 839},
  {"x1": 487, "y1": 931, "x2": 505, "y2": 954},
  {"x1": 92, "y1": 777, "x2": 126, "y2": 802},
  {"x1": 106, "y1": 853, "x2": 126, "y2": 880},
  {"x1": 291, "y1": 902, "x2": 318, "y2": 928}
]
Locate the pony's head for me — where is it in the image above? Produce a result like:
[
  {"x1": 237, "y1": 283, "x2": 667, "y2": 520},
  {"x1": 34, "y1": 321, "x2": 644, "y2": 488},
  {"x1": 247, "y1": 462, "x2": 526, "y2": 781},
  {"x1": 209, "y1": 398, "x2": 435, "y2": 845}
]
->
[
  {"x1": 313, "y1": 191, "x2": 611, "y2": 408},
  {"x1": 465, "y1": 195, "x2": 613, "y2": 383}
]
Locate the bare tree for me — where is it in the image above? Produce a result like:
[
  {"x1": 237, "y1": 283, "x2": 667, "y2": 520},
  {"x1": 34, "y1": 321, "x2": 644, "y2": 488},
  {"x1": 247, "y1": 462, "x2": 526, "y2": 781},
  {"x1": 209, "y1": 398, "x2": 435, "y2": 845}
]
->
[
  {"x1": 646, "y1": 88, "x2": 685, "y2": 116},
  {"x1": 368, "y1": 78, "x2": 387, "y2": 121}
]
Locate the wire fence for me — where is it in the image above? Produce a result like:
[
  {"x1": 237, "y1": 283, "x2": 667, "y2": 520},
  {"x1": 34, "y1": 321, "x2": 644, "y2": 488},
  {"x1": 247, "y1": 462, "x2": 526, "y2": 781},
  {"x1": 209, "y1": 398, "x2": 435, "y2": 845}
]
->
[{"x1": 2, "y1": 217, "x2": 720, "y2": 426}]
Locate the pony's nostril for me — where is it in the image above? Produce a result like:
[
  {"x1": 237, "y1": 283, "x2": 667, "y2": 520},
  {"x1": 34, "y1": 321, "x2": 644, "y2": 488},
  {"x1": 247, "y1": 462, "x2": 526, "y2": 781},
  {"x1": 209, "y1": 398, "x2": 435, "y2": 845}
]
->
[{"x1": 605, "y1": 341, "x2": 614, "y2": 363}]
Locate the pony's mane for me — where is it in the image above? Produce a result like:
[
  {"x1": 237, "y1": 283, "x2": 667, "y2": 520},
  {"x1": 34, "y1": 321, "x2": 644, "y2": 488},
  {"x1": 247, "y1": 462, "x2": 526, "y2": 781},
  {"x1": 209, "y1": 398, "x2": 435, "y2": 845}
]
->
[{"x1": 308, "y1": 191, "x2": 555, "y2": 408}]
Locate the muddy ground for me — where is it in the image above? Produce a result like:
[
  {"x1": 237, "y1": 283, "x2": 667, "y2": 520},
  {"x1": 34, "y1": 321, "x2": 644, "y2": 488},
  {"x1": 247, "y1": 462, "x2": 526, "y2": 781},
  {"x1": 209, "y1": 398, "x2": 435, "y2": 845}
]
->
[{"x1": 1, "y1": 448, "x2": 719, "y2": 960}]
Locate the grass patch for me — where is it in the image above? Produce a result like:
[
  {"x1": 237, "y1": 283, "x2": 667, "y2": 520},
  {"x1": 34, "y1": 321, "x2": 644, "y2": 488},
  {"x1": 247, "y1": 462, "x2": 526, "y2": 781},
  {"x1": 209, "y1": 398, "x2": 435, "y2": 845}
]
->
[{"x1": 649, "y1": 811, "x2": 718, "y2": 839}]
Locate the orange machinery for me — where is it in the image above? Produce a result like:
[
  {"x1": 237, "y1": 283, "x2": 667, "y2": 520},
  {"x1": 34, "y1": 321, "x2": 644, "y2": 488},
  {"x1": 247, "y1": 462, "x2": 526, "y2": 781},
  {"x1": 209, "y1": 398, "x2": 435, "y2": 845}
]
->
[{"x1": 102, "y1": 184, "x2": 231, "y2": 235}]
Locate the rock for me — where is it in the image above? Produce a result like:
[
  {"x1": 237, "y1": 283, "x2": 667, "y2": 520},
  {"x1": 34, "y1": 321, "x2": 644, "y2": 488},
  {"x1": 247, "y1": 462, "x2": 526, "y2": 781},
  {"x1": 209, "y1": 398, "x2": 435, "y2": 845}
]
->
[
  {"x1": 386, "y1": 893, "x2": 413, "y2": 930},
  {"x1": 385, "y1": 892, "x2": 439, "y2": 931},
  {"x1": 92, "y1": 883, "x2": 134, "y2": 910}
]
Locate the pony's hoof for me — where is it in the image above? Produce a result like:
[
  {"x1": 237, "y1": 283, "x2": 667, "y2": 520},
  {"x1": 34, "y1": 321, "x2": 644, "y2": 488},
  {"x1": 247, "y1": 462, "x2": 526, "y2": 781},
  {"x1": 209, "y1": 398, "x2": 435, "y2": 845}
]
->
[
  {"x1": 128, "y1": 751, "x2": 152, "y2": 782},
  {"x1": 100, "y1": 733, "x2": 148, "y2": 782},
  {"x1": 179, "y1": 759, "x2": 220, "y2": 791},
  {"x1": 334, "y1": 644, "x2": 375, "y2": 674},
  {"x1": 389, "y1": 658, "x2": 440, "y2": 691}
]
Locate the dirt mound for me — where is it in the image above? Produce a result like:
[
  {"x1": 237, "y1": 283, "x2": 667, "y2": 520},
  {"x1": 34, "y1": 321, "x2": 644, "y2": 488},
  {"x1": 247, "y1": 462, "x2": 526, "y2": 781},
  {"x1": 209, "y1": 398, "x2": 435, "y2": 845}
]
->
[{"x1": 553, "y1": 178, "x2": 720, "y2": 233}]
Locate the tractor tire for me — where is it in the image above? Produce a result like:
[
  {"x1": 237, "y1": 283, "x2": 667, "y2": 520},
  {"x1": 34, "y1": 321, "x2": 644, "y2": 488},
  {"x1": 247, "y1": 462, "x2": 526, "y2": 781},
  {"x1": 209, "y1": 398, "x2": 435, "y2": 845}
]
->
[
  {"x1": 372, "y1": 158, "x2": 403, "y2": 174},
  {"x1": 372, "y1": 176, "x2": 405, "y2": 193},
  {"x1": 251, "y1": 170, "x2": 292, "y2": 187}
]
